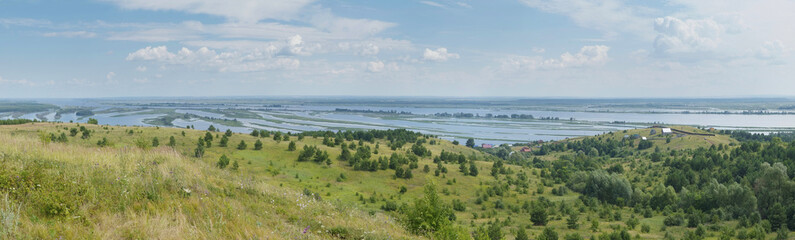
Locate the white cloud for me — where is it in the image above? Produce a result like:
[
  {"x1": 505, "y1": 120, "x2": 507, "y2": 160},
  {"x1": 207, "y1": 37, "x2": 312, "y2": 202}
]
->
[
  {"x1": 367, "y1": 61, "x2": 385, "y2": 72},
  {"x1": 502, "y1": 45, "x2": 610, "y2": 70},
  {"x1": 126, "y1": 46, "x2": 176, "y2": 61},
  {"x1": 126, "y1": 45, "x2": 301, "y2": 72},
  {"x1": 519, "y1": 0, "x2": 656, "y2": 39},
  {"x1": 136, "y1": 66, "x2": 147, "y2": 72},
  {"x1": 133, "y1": 77, "x2": 149, "y2": 83},
  {"x1": 456, "y1": 2, "x2": 472, "y2": 8},
  {"x1": 103, "y1": 0, "x2": 315, "y2": 23},
  {"x1": 0, "y1": 76, "x2": 36, "y2": 86},
  {"x1": 420, "y1": 1, "x2": 445, "y2": 8},
  {"x1": 532, "y1": 47, "x2": 545, "y2": 53},
  {"x1": 106, "y1": 72, "x2": 116, "y2": 80},
  {"x1": 278, "y1": 35, "x2": 317, "y2": 56},
  {"x1": 653, "y1": 16, "x2": 721, "y2": 54},
  {"x1": 42, "y1": 31, "x2": 96, "y2": 38},
  {"x1": 67, "y1": 78, "x2": 94, "y2": 86},
  {"x1": 359, "y1": 43, "x2": 380, "y2": 56},
  {"x1": 756, "y1": 40, "x2": 790, "y2": 64},
  {"x1": 308, "y1": 10, "x2": 396, "y2": 40},
  {"x1": 423, "y1": 48, "x2": 459, "y2": 62}
]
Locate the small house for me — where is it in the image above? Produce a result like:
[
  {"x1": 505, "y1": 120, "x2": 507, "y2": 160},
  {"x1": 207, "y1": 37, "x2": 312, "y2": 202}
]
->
[
  {"x1": 661, "y1": 128, "x2": 672, "y2": 135},
  {"x1": 641, "y1": 137, "x2": 647, "y2": 140},
  {"x1": 481, "y1": 144, "x2": 493, "y2": 149},
  {"x1": 520, "y1": 147, "x2": 531, "y2": 152}
]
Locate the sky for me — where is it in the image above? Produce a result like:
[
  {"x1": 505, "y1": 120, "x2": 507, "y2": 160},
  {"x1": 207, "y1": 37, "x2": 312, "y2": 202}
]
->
[{"x1": 0, "y1": 0, "x2": 794, "y2": 98}]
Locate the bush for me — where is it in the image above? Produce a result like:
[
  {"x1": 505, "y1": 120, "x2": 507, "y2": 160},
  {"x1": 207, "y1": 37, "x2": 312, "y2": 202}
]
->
[
  {"x1": 664, "y1": 214, "x2": 684, "y2": 226},
  {"x1": 402, "y1": 183, "x2": 454, "y2": 234}
]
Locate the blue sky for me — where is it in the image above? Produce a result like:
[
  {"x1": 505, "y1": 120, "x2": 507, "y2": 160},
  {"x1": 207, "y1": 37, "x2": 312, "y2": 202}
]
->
[{"x1": 1, "y1": 0, "x2": 794, "y2": 98}]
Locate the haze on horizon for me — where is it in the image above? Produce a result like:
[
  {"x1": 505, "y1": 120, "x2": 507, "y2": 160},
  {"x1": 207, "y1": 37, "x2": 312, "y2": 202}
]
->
[{"x1": 1, "y1": 0, "x2": 794, "y2": 98}]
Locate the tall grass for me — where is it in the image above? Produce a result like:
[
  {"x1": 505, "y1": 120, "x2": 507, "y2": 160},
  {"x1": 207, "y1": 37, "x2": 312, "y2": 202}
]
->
[
  {"x1": 0, "y1": 131, "x2": 419, "y2": 239},
  {"x1": 1, "y1": 193, "x2": 20, "y2": 239}
]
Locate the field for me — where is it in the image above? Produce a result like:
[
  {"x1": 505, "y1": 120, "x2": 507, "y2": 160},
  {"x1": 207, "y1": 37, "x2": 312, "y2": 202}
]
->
[{"x1": 0, "y1": 122, "x2": 793, "y2": 239}]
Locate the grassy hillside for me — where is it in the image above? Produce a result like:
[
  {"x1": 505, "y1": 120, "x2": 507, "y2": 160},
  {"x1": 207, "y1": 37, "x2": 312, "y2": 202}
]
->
[
  {"x1": 1, "y1": 122, "x2": 793, "y2": 240},
  {"x1": 0, "y1": 123, "x2": 417, "y2": 239}
]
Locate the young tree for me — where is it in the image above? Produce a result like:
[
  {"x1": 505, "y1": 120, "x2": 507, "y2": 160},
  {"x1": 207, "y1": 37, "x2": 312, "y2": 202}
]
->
[
  {"x1": 152, "y1": 137, "x2": 159, "y2": 147},
  {"x1": 250, "y1": 129, "x2": 259, "y2": 137},
  {"x1": 219, "y1": 135, "x2": 228, "y2": 147},
  {"x1": 208, "y1": 125, "x2": 216, "y2": 132},
  {"x1": 217, "y1": 154, "x2": 230, "y2": 169},
  {"x1": 469, "y1": 162, "x2": 479, "y2": 176},
  {"x1": 403, "y1": 183, "x2": 454, "y2": 234},
  {"x1": 237, "y1": 140, "x2": 247, "y2": 150},
  {"x1": 231, "y1": 160, "x2": 239, "y2": 171},
  {"x1": 81, "y1": 130, "x2": 91, "y2": 139},
  {"x1": 204, "y1": 132, "x2": 214, "y2": 141},
  {"x1": 452, "y1": 140, "x2": 459, "y2": 145},
  {"x1": 168, "y1": 136, "x2": 176, "y2": 147},
  {"x1": 224, "y1": 129, "x2": 233, "y2": 137},
  {"x1": 87, "y1": 118, "x2": 98, "y2": 124},
  {"x1": 254, "y1": 139, "x2": 263, "y2": 150},
  {"x1": 194, "y1": 139, "x2": 205, "y2": 158},
  {"x1": 531, "y1": 203, "x2": 549, "y2": 226},
  {"x1": 567, "y1": 213, "x2": 580, "y2": 229},
  {"x1": 515, "y1": 228, "x2": 529, "y2": 240},
  {"x1": 538, "y1": 227, "x2": 558, "y2": 240},
  {"x1": 487, "y1": 222, "x2": 502, "y2": 240},
  {"x1": 288, "y1": 141, "x2": 297, "y2": 151}
]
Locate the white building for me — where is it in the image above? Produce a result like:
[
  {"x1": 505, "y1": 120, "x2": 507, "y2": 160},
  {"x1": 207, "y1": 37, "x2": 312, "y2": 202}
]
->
[{"x1": 661, "y1": 128, "x2": 672, "y2": 135}]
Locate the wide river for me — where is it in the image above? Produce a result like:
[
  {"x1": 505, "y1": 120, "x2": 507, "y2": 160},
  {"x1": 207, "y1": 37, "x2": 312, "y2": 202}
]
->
[{"x1": 4, "y1": 100, "x2": 795, "y2": 145}]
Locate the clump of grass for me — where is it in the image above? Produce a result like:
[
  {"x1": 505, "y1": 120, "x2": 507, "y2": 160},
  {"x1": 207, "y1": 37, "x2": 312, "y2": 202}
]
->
[{"x1": 1, "y1": 193, "x2": 21, "y2": 238}]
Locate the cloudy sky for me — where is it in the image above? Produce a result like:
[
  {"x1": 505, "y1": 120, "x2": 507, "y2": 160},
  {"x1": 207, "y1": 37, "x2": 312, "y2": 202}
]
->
[{"x1": 1, "y1": 0, "x2": 793, "y2": 98}]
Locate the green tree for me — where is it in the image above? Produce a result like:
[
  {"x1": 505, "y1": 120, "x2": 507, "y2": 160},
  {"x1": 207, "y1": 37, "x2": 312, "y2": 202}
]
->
[
  {"x1": 288, "y1": 141, "x2": 297, "y2": 151},
  {"x1": 538, "y1": 227, "x2": 558, "y2": 240},
  {"x1": 473, "y1": 226, "x2": 490, "y2": 240},
  {"x1": 469, "y1": 162, "x2": 479, "y2": 176},
  {"x1": 87, "y1": 118, "x2": 98, "y2": 124},
  {"x1": 531, "y1": 202, "x2": 549, "y2": 226},
  {"x1": 204, "y1": 131, "x2": 214, "y2": 141},
  {"x1": 452, "y1": 140, "x2": 459, "y2": 145},
  {"x1": 224, "y1": 129, "x2": 232, "y2": 137},
  {"x1": 250, "y1": 129, "x2": 259, "y2": 137},
  {"x1": 237, "y1": 140, "x2": 247, "y2": 150},
  {"x1": 254, "y1": 139, "x2": 263, "y2": 150},
  {"x1": 219, "y1": 135, "x2": 228, "y2": 147},
  {"x1": 466, "y1": 138, "x2": 475, "y2": 148},
  {"x1": 194, "y1": 139, "x2": 205, "y2": 158},
  {"x1": 567, "y1": 213, "x2": 580, "y2": 229},
  {"x1": 152, "y1": 137, "x2": 159, "y2": 147},
  {"x1": 515, "y1": 227, "x2": 528, "y2": 240},
  {"x1": 776, "y1": 225, "x2": 789, "y2": 240},
  {"x1": 217, "y1": 154, "x2": 230, "y2": 169},
  {"x1": 208, "y1": 125, "x2": 216, "y2": 132},
  {"x1": 487, "y1": 222, "x2": 502, "y2": 240},
  {"x1": 167, "y1": 136, "x2": 176, "y2": 147},
  {"x1": 403, "y1": 183, "x2": 454, "y2": 235},
  {"x1": 231, "y1": 160, "x2": 239, "y2": 171},
  {"x1": 563, "y1": 233, "x2": 583, "y2": 240}
]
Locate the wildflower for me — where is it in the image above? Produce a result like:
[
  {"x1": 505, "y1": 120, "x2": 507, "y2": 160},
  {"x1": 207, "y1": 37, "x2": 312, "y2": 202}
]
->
[{"x1": 303, "y1": 225, "x2": 310, "y2": 234}]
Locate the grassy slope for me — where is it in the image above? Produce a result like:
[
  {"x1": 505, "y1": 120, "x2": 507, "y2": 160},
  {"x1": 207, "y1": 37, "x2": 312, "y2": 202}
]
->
[
  {"x1": 3, "y1": 123, "x2": 782, "y2": 240},
  {"x1": 0, "y1": 123, "x2": 418, "y2": 239}
]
